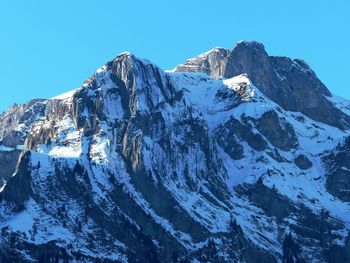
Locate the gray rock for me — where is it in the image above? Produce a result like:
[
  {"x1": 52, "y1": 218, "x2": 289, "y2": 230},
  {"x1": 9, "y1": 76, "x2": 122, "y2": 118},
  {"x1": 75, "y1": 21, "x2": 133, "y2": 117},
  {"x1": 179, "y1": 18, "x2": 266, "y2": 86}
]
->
[
  {"x1": 0, "y1": 99, "x2": 46, "y2": 183},
  {"x1": 0, "y1": 44, "x2": 350, "y2": 263},
  {"x1": 324, "y1": 137, "x2": 350, "y2": 202},
  {"x1": 0, "y1": 99, "x2": 46, "y2": 147},
  {"x1": 294, "y1": 154, "x2": 312, "y2": 170},
  {"x1": 174, "y1": 47, "x2": 229, "y2": 79},
  {"x1": 176, "y1": 41, "x2": 350, "y2": 129},
  {"x1": 256, "y1": 110, "x2": 298, "y2": 151}
]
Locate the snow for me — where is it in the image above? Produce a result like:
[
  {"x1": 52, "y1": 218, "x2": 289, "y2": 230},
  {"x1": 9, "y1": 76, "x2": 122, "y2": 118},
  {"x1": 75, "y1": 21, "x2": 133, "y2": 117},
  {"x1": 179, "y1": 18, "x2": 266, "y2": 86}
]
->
[
  {"x1": 16, "y1": 145, "x2": 24, "y2": 150},
  {"x1": 0, "y1": 145, "x2": 15, "y2": 152},
  {"x1": 218, "y1": 144, "x2": 259, "y2": 186},
  {"x1": 51, "y1": 88, "x2": 77, "y2": 100},
  {"x1": 0, "y1": 199, "x2": 75, "y2": 244},
  {"x1": 0, "y1": 197, "x2": 128, "y2": 262},
  {"x1": 118, "y1": 51, "x2": 131, "y2": 56},
  {"x1": 2, "y1": 52, "x2": 350, "y2": 260},
  {"x1": 167, "y1": 69, "x2": 350, "y2": 251},
  {"x1": 104, "y1": 139, "x2": 198, "y2": 249},
  {"x1": 326, "y1": 93, "x2": 350, "y2": 116},
  {"x1": 187, "y1": 47, "x2": 225, "y2": 62},
  {"x1": 0, "y1": 145, "x2": 24, "y2": 152},
  {"x1": 341, "y1": 166, "x2": 350, "y2": 172},
  {"x1": 170, "y1": 72, "x2": 273, "y2": 131},
  {"x1": 230, "y1": 193, "x2": 282, "y2": 254},
  {"x1": 223, "y1": 74, "x2": 250, "y2": 88},
  {"x1": 15, "y1": 123, "x2": 27, "y2": 132}
]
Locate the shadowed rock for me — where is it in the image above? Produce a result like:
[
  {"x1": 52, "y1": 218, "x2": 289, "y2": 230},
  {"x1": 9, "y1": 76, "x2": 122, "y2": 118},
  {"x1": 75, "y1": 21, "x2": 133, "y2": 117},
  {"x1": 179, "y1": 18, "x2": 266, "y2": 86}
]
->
[
  {"x1": 176, "y1": 41, "x2": 350, "y2": 129},
  {"x1": 294, "y1": 154, "x2": 312, "y2": 170}
]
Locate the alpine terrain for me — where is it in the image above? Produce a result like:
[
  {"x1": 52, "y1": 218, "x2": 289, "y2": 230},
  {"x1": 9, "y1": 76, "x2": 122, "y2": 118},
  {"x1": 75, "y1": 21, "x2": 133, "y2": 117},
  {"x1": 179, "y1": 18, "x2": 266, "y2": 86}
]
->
[{"x1": 0, "y1": 41, "x2": 350, "y2": 263}]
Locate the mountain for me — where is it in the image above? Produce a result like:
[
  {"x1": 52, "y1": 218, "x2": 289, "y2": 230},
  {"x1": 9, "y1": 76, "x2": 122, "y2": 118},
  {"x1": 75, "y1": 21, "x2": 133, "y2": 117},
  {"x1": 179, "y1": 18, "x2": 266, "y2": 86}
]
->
[
  {"x1": 0, "y1": 42, "x2": 350, "y2": 262},
  {"x1": 175, "y1": 41, "x2": 350, "y2": 129},
  {"x1": 0, "y1": 99, "x2": 46, "y2": 189}
]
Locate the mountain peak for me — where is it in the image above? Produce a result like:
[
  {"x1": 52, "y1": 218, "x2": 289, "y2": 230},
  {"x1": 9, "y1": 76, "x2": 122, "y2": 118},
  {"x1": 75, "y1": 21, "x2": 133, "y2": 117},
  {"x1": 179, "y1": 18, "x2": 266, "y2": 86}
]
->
[
  {"x1": 1, "y1": 41, "x2": 350, "y2": 262},
  {"x1": 173, "y1": 47, "x2": 229, "y2": 78},
  {"x1": 235, "y1": 40, "x2": 266, "y2": 50},
  {"x1": 174, "y1": 41, "x2": 350, "y2": 129},
  {"x1": 118, "y1": 51, "x2": 133, "y2": 56},
  {"x1": 114, "y1": 51, "x2": 138, "y2": 62},
  {"x1": 112, "y1": 51, "x2": 154, "y2": 67}
]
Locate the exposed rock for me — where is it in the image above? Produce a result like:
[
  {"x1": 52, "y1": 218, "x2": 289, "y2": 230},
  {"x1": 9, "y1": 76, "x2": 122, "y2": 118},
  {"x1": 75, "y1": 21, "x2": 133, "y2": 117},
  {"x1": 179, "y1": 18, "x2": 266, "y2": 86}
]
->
[
  {"x1": 325, "y1": 231, "x2": 350, "y2": 263},
  {"x1": 176, "y1": 41, "x2": 350, "y2": 129},
  {"x1": 324, "y1": 137, "x2": 350, "y2": 202},
  {"x1": 240, "y1": 179, "x2": 295, "y2": 221},
  {"x1": 266, "y1": 148, "x2": 289, "y2": 163},
  {"x1": 1, "y1": 152, "x2": 33, "y2": 209},
  {"x1": 294, "y1": 154, "x2": 312, "y2": 170},
  {"x1": 174, "y1": 47, "x2": 230, "y2": 79},
  {"x1": 0, "y1": 99, "x2": 46, "y2": 183},
  {"x1": 0, "y1": 149, "x2": 21, "y2": 184},
  {"x1": 256, "y1": 110, "x2": 298, "y2": 151},
  {"x1": 216, "y1": 117, "x2": 267, "y2": 156},
  {"x1": 0, "y1": 43, "x2": 349, "y2": 262},
  {"x1": 0, "y1": 99, "x2": 46, "y2": 147}
]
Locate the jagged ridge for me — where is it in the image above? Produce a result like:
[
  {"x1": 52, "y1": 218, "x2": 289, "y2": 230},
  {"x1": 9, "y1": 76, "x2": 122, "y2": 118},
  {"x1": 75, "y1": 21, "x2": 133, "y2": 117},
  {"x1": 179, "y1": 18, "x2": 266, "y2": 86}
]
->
[{"x1": 0, "y1": 42, "x2": 350, "y2": 262}]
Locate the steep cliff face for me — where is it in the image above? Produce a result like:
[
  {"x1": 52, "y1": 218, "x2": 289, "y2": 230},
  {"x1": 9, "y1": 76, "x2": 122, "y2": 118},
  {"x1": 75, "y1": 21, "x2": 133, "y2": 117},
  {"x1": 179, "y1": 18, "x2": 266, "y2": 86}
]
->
[
  {"x1": 0, "y1": 43, "x2": 350, "y2": 262},
  {"x1": 323, "y1": 136, "x2": 350, "y2": 202},
  {"x1": 176, "y1": 41, "x2": 350, "y2": 129},
  {"x1": 173, "y1": 47, "x2": 229, "y2": 79},
  {"x1": 0, "y1": 99, "x2": 46, "y2": 187},
  {"x1": 0, "y1": 99, "x2": 46, "y2": 147}
]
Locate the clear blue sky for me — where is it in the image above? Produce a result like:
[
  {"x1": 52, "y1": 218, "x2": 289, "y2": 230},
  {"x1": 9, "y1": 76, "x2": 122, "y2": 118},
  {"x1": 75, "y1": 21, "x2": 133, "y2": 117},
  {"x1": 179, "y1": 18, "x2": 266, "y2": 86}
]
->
[{"x1": 1, "y1": 0, "x2": 349, "y2": 113}]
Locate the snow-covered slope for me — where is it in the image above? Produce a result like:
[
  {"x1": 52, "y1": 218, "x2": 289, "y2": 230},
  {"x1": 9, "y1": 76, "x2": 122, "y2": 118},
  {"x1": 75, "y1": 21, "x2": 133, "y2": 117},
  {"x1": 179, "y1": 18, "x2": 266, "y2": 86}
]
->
[{"x1": 0, "y1": 42, "x2": 350, "y2": 262}]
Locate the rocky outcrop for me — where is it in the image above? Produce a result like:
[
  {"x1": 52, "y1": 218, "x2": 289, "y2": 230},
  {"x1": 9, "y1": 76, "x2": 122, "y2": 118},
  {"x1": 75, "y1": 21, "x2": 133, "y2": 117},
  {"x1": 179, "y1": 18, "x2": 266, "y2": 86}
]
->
[
  {"x1": 256, "y1": 110, "x2": 298, "y2": 151},
  {"x1": 174, "y1": 47, "x2": 229, "y2": 79},
  {"x1": 1, "y1": 152, "x2": 33, "y2": 209},
  {"x1": 216, "y1": 117, "x2": 267, "y2": 159},
  {"x1": 0, "y1": 43, "x2": 350, "y2": 262},
  {"x1": 0, "y1": 99, "x2": 46, "y2": 147},
  {"x1": 176, "y1": 41, "x2": 350, "y2": 129},
  {"x1": 0, "y1": 99, "x2": 46, "y2": 183},
  {"x1": 0, "y1": 149, "x2": 21, "y2": 186},
  {"x1": 324, "y1": 137, "x2": 350, "y2": 202},
  {"x1": 294, "y1": 154, "x2": 312, "y2": 170}
]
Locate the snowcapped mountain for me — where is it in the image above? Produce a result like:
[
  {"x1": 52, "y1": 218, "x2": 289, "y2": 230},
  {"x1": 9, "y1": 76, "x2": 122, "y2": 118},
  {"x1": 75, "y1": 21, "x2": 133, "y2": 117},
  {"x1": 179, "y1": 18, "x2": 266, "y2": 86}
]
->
[{"x1": 0, "y1": 41, "x2": 350, "y2": 262}]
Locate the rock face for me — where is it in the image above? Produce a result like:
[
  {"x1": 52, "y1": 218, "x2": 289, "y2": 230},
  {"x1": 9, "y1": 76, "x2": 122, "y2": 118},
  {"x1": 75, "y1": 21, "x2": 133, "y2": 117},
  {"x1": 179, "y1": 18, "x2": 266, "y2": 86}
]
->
[
  {"x1": 256, "y1": 110, "x2": 298, "y2": 151},
  {"x1": 0, "y1": 43, "x2": 350, "y2": 262},
  {"x1": 176, "y1": 41, "x2": 350, "y2": 129},
  {"x1": 294, "y1": 154, "x2": 313, "y2": 170},
  {"x1": 0, "y1": 99, "x2": 46, "y2": 147},
  {"x1": 324, "y1": 137, "x2": 350, "y2": 202},
  {"x1": 174, "y1": 47, "x2": 229, "y2": 79},
  {"x1": 0, "y1": 99, "x2": 46, "y2": 185}
]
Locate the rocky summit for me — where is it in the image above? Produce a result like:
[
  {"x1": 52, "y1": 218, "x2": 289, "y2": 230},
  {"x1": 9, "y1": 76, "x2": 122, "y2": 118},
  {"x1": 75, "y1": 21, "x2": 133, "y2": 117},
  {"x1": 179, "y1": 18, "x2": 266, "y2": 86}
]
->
[{"x1": 0, "y1": 41, "x2": 350, "y2": 263}]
